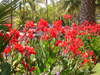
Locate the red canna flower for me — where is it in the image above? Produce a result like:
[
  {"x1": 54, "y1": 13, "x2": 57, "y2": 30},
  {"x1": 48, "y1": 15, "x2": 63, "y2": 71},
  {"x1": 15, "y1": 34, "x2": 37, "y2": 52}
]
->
[
  {"x1": 4, "y1": 23, "x2": 11, "y2": 30},
  {"x1": 83, "y1": 59, "x2": 89, "y2": 63},
  {"x1": 63, "y1": 49, "x2": 68, "y2": 54},
  {"x1": 53, "y1": 20, "x2": 62, "y2": 31},
  {"x1": 61, "y1": 28, "x2": 65, "y2": 34},
  {"x1": 70, "y1": 57, "x2": 73, "y2": 60},
  {"x1": 0, "y1": 31, "x2": 3, "y2": 39},
  {"x1": 20, "y1": 33, "x2": 25, "y2": 41},
  {"x1": 37, "y1": 18, "x2": 48, "y2": 32},
  {"x1": 28, "y1": 47, "x2": 35, "y2": 55},
  {"x1": 25, "y1": 21, "x2": 34, "y2": 28},
  {"x1": 14, "y1": 30, "x2": 20, "y2": 40},
  {"x1": 64, "y1": 14, "x2": 71, "y2": 21},
  {"x1": 80, "y1": 62, "x2": 84, "y2": 67},
  {"x1": 14, "y1": 43, "x2": 24, "y2": 54},
  {"x1": 26, "y1": 40, "x2": 29, "y2": 43},
  {"x1": 21, "y1": 60, "x2": 25, "y2": 64},
  {"x1": 29, "y1": 67, "x2": 35, "y2": 71},
  {"x1": 80, "y1": 42, "x2": 84, "y2": 46},
  {"x1": 2, "y1": 46, "x2": 11, "y2": 54},
  {"x1": 0, "y1": 55, "x2": 3, "y2": 58},
  {"x1": 28, "y1": 29, "x2": 33, "y2": 33},
  {"x1": 94, "y1": 34, "x2": 98, "y2": 36},
  {"x1": 60, "y1": 41, "x2": 70, "y2": 47},
  {"x1": 44, "y1": 33, "x2": 50, "y2": 40},
  {"x1": 68, "y1": 14, "x2": 71, "y2": 19},
  {"x1": 48, "y1": 28, "x2": 57, "y2": 38},
  {"x1": 88, "y1": 36, "x2": 91, "y2": 39},
  {"x1": 89, "y1": 52, "x2": 93, "y2": 56},
  {"x1": 54, "y1": 40, "x2": 62, "y2": 46},
  {"x1": 64, "y1": 15, "x2": 68, "y2": 21},
  {"x1": 8, "y1": 30, "x2": 20, "y2": 44},
  {"x1": 82, "y1": 53, "x2": 88, "y2": 58},
  {"x1": 92, "y1": 56, "x2": 96, "y2": 63},
  {"x1": 4, "y1": 33, "x2": 10, "y2": 42},
  {"x1": 23, "y1": 63, "x2": 28, "y2": 68},
  {"x1": 72, "y1": 23, "x2": 77, "y2": 27},
  {"x1": 28, "y1": 33, "x2": 33, "y2": 39},
  {"x1": 25, "y1": 46, "x2": 35, "y2": 55},
  {"x1": 23, "y1": 28, "x2": 27, "y2": 32}
]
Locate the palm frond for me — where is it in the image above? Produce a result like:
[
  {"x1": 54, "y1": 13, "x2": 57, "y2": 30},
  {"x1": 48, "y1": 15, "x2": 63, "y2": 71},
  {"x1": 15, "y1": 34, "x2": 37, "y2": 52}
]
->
[{"x1": 0, "y1": 0, "x2": 18, "y2": 24}]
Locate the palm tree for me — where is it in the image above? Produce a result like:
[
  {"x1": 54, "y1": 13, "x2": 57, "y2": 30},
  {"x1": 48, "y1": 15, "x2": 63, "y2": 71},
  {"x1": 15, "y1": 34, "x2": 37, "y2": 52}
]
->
[
  {"x1": 60, "y1": 0, "x2": 81, "y2": 14},
  {"x1": 58, "y1": 0, "x2": 81, "y2": 24},
  {"x1": 13, "y1": 4, "x2": 33, "y2": 29},
  {"x1": 0, "y1": 0, "x2": 18, "y2": 24},
  {"x1": 36, "y1": 0, "x2": 49, "y2": 22},
  {"x1": 59, "y1": 0, "x2": 100, "y2": 24},
  {"x1": 22, "y1": 0, "x2": 26, "y2": 20},
  {"x1": 46, "y1": 0, "x2": 48, "y2": 22},
  {"x1": 80, "y1": 0, "x2": 95, "y2": 24},
  {"x1": 26, "y1": 0, "x2": 36, "y2": 21},
  {"x1": 51, "y1": 0, "x2": 55, "y2": 21},
  {"x1": 11, "y1": 0, "x2": 13, "y2": 29}
]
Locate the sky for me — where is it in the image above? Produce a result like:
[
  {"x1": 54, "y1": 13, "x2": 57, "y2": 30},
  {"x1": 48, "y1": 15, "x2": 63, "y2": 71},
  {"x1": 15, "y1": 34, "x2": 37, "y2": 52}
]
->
[
  {"x1": 0, "y1": 0, "x2": 60, "y2": 7},
  {"x1": 0, "y1": 0, "x2": 52, "y2": 3},
  {"x1": 0, "y1": 0, "x2": 60, "y2": 3},
  {"x1": 38, "y1": 0, "x2": 60, "y2": 7}
]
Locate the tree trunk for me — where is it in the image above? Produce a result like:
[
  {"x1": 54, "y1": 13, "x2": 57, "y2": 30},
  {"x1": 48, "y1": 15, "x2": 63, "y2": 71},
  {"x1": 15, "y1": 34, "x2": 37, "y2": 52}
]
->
[
  {"x1": 22, "y1": 0, "x2": 25, "y2": 20},
  {"x1": 80, "y1": 0, "x2": 95, "y2": 24},
  {"x1": 53, "y1": 0, "x2": 55, "y2": 21},
  {"x1": 60, "y1": 15, "x2": 61, "y2": 20},
  {"x1": 46, "y1": 0, "x2": 48, "y2": 22},
  {"x1": 11, "y1": 0, "x2": 12, "y2": 29},
  {"x1": 31, "y1": 9, "x2": 34, "y2": 21}
]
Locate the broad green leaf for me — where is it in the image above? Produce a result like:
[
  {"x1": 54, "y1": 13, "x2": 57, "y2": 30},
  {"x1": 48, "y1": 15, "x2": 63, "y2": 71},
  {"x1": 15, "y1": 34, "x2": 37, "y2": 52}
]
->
[
  {"x1": 51, "y1": 58, "x2": 57, "y2": 65},
  {"x1": 46, "y1": 57, "x2": 51, "y2": 64},
  {"x1": 77, "y1": 72, "x2": 86, "y2": 75},
  {"x1": 0, "y1": 0, "x2": 18, "y2": 13},
  {"x1": 0, "y1": 25, "x2": 8, "y2": 31},
  {"x1": 1, "y1": 62, "x2": 11, "y2": 75},
  {"x1": 0, "y1": 33, "x2": 13, "y2": 53},
  {"x1": 83, "y1": 63, "x2": 89, "y2": 70},
  {"x1": 40, "y1": 40, "x2": 45, "y2": 49},
  {"x1": 35, "y1": 66, "x2": 40, "y2": 75},
  {"x1": 37, "y1": 58, "x2": 44, "y2": 72},
  {"x1": 90, "y1": 63, "x2": 100, "y2": 75}
]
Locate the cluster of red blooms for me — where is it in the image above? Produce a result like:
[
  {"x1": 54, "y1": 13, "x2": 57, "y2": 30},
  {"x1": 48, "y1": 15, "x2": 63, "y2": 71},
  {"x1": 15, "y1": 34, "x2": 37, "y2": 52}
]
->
[
  {"x1": 2, "y1": 46, "x2": 11, "y2": 54},
  {"x1": 1, "y1": 15, "x2": 100, "y2": 70},
  {"x1": 1, "y1": 21, "x2": 35, "y2": 71},
  {"x1": 37, "y1": 18, "x2": 48, "y2": 32},
  {"x1": 24, "y1": 45, "x2": 35, "y2": 56},
  {"x1": 38, "y1": 17, "x2": 100, "y2": 67},
  {"x1": 21, "y1": 21, "x2": 34, "y2": 40},
  {"x1": 63, "y1": 14, "x2": 72, "y2": 21},
  {"x1": 4, "y1": 22, "x2": 11, "y2": 30},
  {"x1": 25, "y1": 21, "x2": 34, "y2": 28},
  {"x1": 21, "y1": 60, "x2": 35, "y2": 71}
]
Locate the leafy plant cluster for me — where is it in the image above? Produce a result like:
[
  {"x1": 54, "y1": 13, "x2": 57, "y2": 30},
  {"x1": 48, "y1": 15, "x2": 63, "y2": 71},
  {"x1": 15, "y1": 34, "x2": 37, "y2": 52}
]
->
[{"x1": 0, "y1": 14, "x2": 100, "y2": 75}]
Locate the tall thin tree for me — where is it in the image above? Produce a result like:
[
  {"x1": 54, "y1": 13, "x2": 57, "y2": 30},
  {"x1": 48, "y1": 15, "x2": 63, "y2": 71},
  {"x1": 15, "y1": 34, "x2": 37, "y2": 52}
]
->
[
  {"x1": 11, "y1": 0, "x2": 12, "y2": 29},
  {"x1": 51, "y1": 0, "x2": 55, "y2": 21},
  {"x1": 27, "y1": 0, "x2": 35, "y2": 21},
  {"x1": 46, "y1": 0, "x2": 48, "y2": 22}
]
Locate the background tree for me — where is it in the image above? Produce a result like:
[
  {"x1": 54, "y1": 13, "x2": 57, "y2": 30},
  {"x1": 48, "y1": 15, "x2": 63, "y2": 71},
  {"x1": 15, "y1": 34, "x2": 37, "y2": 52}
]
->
[
  {"x1": 58, "y1": 0, "x2": 81, "y2": 24},
  {"x1": 46, "y1": 0, "x2": 48, "y2": 22},
  {"x1": 80, "y1": 0, "x2": 95, "y2": 24},
  {"x1": 0, "y1": 0, "x2": 18, "y2": 24},
  {"x1": 51, "y1": 0, "x2": 55, "y2": 21}
]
